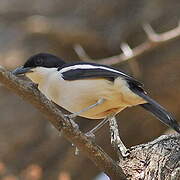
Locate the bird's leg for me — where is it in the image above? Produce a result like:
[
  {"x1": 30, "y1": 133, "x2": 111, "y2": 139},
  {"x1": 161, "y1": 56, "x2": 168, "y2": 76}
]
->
[
  {"x1": 66, "y1": 98, "x2": 105, "y2": 119},
  {"x1": 67, "y1": 98, "x2": 106, "y2": 155},
  {"x1": 109, "y1": 116, "x2": 130, "y2": 157},
  {"x1": 85, "y1": 113, "x2": 115, "y2": 139}
]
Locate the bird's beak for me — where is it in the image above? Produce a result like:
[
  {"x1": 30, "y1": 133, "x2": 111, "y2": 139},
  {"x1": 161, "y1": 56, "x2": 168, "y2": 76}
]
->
[{"x1": 12, "y1": 66, "x2": 33, "y2": 76}]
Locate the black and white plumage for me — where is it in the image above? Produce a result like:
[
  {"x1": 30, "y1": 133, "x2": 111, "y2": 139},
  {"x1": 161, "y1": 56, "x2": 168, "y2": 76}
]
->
[
  {"x1": 59, "y1": 62, "x2": 142, "y2": 86},
  {"x1": 12, "y1": 53, "x2": 180, "y2": 134}
]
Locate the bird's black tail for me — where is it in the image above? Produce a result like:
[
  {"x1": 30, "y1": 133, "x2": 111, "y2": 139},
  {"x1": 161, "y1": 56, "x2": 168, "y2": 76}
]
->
[
  {"x1": 129, "y1": 84, "x2": 180, "y2": 134},
  {"x1": 140, "y1": 102, "x2": 180, "y2": 133}
]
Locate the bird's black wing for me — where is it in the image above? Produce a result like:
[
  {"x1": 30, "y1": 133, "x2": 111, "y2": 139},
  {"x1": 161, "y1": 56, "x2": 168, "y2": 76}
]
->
[
  {"x1": 58, "y1": 62, "x2": 180, "y2": 134},
  {"x1": 58, "y1": 62, "x2": 143, "y2": 87}
]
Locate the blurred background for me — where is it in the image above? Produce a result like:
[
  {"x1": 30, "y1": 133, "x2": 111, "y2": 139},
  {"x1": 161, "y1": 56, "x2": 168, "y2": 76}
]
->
[{"x1": 0, "y1": 0, "x2": 180, "y2": 180}]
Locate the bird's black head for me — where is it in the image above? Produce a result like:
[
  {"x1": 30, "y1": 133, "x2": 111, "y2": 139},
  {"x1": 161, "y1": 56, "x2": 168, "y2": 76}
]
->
[
  {"x1": 13, "y1": 53, "x2": 66, "y2": 75},
  {"x1": 24, "y1": 53, "x2": 65, "y2": 68}
]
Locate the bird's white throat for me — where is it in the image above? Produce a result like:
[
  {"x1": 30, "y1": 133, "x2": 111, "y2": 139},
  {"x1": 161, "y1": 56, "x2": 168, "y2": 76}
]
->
[{"x1": 26, "y1": 67, "x2": 58, "y2": 85}]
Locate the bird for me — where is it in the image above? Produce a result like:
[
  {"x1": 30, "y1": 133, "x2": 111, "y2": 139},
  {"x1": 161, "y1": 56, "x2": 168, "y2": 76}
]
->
[{"x1": 12, "y1": 53, "x2": 180, "y2": 155}]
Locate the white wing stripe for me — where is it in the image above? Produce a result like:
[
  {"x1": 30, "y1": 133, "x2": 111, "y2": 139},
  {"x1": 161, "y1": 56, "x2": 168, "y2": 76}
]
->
[{"x1": 59, "y1": 64, "x2": 126, "y2": 76}]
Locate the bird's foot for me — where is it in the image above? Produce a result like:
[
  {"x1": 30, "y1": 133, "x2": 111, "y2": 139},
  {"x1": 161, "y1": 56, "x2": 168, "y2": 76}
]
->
[
  {"x1": 64, "y1": 113, "x2": 77, "y2": 120},
  {"x1": 64, "y1": 114, "x2": 79, "y2": 131},
  {"x1": 121, "y1": 149, "x2": 130, "y2": 158},
  {"x1": 85, "y1": 131, "x2": 96, "y2": 141},
  {"x1": 117, "y1": 143, "x2": 130, "y2": 158}
]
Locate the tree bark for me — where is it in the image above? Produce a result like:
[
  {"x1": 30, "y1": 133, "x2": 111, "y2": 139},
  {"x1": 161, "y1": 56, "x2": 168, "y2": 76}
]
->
[{"x1": 120, "y1": 134, "x2": 180, "y2": 180}]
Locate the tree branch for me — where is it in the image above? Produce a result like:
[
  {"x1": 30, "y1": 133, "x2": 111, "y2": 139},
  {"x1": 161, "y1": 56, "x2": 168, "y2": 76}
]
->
[
  {"x1": 120, "y1": 134, "x2": 180, "y2": 180},
  {"x1": 0, "y1": 66, "x2": 126, "y2": 180},
  {"x1": 74, "y1": 22, "x2": 180, "y2": 65}
]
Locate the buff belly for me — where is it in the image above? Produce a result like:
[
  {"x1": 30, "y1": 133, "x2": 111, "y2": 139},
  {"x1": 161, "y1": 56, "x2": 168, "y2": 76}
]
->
[{"x1": 38, "y1": 74, "x2": 145, "y2": 119}]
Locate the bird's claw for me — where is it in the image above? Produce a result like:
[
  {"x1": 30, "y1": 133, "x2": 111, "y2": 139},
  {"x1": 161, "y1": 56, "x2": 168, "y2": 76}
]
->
[
  {"x1": 64, "y1": 114, "x2": 79, "y2": 130},
  {"x1": 121, "y1": 149, "x2": 130, "y2": 158},
  {"x1": 85, "y1": 131, "x2": 96, "y2": 141},
  {"x1": 64, "y1": 113, "x2": 76, "y2": 120}
]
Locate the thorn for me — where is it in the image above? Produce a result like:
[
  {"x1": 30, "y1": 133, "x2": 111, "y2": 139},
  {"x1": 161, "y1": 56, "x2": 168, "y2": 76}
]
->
[
  {"x1": 73, "y1": 44, "x2": 91, "y2": 61},
  {"x1": 120, "y1": 42, "x2": 133, "y2": 57},
  {"x1": 143, "y1": 23, "x2": 158, "y2": 41}
]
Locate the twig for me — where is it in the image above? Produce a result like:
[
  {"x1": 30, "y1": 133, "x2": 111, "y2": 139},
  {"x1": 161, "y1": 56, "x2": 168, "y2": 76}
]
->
[
  {"x1": 73, "y1": 22, "x2": 180, "y2": 65},
  {"x1": 120, "y1": 43, "x2": 133, "y2": 57},
  {"x1": 120, "y1": 42, "x2": 141, "y2": 77},
  {"x1": 0, "y1": 67, "x2": 126, "y2": 180},
  {"x1": 73, "y1": 44, "x2": 92, "y2": 61}
]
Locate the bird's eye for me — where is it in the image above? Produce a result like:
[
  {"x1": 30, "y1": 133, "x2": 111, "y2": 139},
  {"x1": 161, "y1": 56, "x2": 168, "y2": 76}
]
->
[{"x1": 35, "y1": 58, "x2": 43, "y2": 66}]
